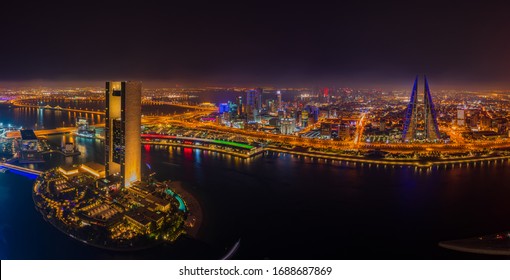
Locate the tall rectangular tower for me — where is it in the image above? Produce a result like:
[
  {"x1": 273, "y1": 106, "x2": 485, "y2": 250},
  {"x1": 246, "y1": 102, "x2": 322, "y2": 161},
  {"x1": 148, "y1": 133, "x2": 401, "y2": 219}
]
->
[
  {"x1": 105, "y1": 81, "x2": 142, "y2": 188},
  {"x1": 246, "y1": 88, "x2": 262, "y2": 122}
]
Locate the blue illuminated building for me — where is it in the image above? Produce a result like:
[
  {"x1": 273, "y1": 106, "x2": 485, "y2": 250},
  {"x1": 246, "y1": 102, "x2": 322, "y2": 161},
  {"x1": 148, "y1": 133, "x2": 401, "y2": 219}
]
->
[
  {"x1": 219, "y1": 103, "x2": 229, "y2": 114},
  {"x1": 402, "y1": 76, "x2": 441, "y2": 142}
]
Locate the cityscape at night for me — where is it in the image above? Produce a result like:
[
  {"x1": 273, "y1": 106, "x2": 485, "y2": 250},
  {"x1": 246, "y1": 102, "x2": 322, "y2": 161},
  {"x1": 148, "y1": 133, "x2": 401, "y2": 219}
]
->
[{"x1": 2, "y1": 1, "x2": 510, "y2": 270}]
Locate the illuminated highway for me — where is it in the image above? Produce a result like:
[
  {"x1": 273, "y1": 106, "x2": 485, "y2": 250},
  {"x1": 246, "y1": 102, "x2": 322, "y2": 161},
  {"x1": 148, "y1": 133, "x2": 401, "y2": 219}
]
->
[
  {"x1": 139, "y1": 111, "x2": 510, "y2": 154},
  {"x1": 5, "y1": 96, "x2": 510, "y2": 170},
  {"x1": 141, "y1": 100, "x2": 218, "y2": 110},
  {"x1": 6, "y1": 99, "x2": 510, "y2": 154}
]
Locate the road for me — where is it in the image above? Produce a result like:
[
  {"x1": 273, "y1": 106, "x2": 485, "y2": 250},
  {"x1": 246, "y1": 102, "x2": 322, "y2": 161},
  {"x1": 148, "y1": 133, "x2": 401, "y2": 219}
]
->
[{"x1": 8, "y1": 97, "x2": 510, "y2": 153}]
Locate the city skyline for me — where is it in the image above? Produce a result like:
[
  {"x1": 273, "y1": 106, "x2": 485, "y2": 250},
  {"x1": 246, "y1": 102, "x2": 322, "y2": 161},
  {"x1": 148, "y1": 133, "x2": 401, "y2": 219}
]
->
[
  {"x1": 3, "y1": 1, "x2": 510, "y2": 264},
  {"x1": 3, "y1": 75, "x2": 510, "y2": 259},
  {"x1": 3, "y1": 79, "x2": 510, "y2": 92}
]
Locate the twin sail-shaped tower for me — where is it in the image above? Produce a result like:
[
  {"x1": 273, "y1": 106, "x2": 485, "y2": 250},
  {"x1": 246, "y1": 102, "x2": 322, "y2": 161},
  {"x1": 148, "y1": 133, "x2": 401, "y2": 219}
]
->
[{"x1": 402, "y1": 76, "x2": 441, "y2": 142}]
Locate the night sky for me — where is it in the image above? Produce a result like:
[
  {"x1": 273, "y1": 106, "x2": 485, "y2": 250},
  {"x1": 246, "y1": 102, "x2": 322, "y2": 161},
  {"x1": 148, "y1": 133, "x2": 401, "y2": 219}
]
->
[{"x1": 1, "y1": 1, "x2": 509, "y2": 88}]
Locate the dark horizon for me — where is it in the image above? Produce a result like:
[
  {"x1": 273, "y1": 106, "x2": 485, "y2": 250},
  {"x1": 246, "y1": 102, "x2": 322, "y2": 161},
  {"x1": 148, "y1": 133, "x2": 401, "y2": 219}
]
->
[
  {"x1": 1, "y1": 1, "x2": 510, "y2": 89},
  {"x1": 2, "y1": 78, "x2": 510, "y2": 91}
]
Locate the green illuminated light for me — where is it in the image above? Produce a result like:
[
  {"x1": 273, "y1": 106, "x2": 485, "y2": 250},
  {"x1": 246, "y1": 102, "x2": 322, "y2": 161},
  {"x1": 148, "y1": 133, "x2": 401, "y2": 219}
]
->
[{"x1": 211, "y1": 140, "x2": 253, "y2": 149}]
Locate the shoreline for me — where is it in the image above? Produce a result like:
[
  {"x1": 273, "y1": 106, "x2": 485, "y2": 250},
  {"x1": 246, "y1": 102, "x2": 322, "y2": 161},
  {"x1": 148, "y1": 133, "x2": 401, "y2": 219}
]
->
[
  {"x1": 142, "y1": 141, "x2": 510, "y2": 168},
  {"x1": 31, "y1": 173, "x2": 194, "y2": 252},
  {"x1": 32, "y1": 178, "x2": 163, "y2": 252},
  {"x1": 169, "y1": 181, "x2": 203, "y2": 239},
  {"x1": 36, "y1": 205, "x2": 163, "y2": 252}
]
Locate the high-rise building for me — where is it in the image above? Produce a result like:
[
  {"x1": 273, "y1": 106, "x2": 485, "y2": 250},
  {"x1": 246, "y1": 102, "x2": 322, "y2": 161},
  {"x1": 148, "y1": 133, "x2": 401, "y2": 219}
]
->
[
  {"x1": 311, "y1": 106, "x2": 320, "y2": 123},
  {"x1": 280, "y1": 118, "x2": 296, "y2": 135},
  {"x1": 246, "y1": 88, "x2": 263, "y2": 122},
  {"x1": 301, "y1": 110, "x2": 309, "y2": 127},
  {"x1": 219, "y1": 103, "x2": 229, "y2": 114},
  {"x1": 105, "y1": 81, "x2": 142, "y2": 188},
  {"x1": 457, "y1": 109, "x2": 465, "y2": 126},
  {"x1": 402, "y1": 76, "x2": 441, "y2": 142},
  {"x1": 267, "y1": 100, "x2": 276, "y2": 113},
  {"x1": 228, "y1": 101, "x2": 238, "y2": 117},
  {"x1": 236, "y1": 95, "x2": 243, "y2": 116},
  {"x1": 469, "y1": 113, "x2": 479, "y2": 129},
  {"x1": 276, "y1": 90, "x2": 282, "y2": 111},
  {"x1": 322, "y1": 87, "x2": 329, "y2": 103}
]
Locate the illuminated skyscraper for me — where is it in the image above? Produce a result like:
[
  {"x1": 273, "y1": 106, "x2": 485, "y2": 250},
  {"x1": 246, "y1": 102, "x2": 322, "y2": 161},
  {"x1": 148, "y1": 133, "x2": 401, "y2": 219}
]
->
[
  {"x1": 219, "y1": 103, "x2": 229, "y2": 114},
  {"x1": 246, "y1": 88, "x2": 262, "y2": 122},
  {"x1": 236, "y1": 95, "x2": 243, "y2": 116},
  {"x1": 423, "y1": 77, "x2": 441, "y2": 140},
  {"x1": 276, "y1": 90, "x2": 282, "y2": 111},
  {"x1": 402, "y1": 76, "x2": 441, "y2": 141},
  {"x1": 322, "y1": 87, "x2": 329, "y2": 103},
  {"x1": 280, "y1": 118, "x2": 296, "y2": 135},
  {"x1": 457, "y1": 109, "x2": 465, "y2": 126},
  {"x1": 105, "y1": 81, "x2": 142, "y2": 188}
]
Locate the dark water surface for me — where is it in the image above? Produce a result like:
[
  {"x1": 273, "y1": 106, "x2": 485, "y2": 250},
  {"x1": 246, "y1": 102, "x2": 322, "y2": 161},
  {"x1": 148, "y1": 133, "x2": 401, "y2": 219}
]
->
[{"x1": 1, "y1": 103, "x2": 510, "y2": 259}]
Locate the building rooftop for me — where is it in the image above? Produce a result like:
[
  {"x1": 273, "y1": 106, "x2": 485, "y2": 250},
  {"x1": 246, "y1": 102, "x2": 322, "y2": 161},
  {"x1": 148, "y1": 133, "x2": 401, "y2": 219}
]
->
[
  {"x1": 125, "y1": 211, "x2": 151, "y2": 226},
  {"x1": 140, "y1": 207, "x2": 164, "y2": 223},
  {"x1": 80, "y1": 162, "x2": 106, "y2": 178},
  {"x1": 82, "y1": 162, "x2": 105, "y2": 172},
  {"x1": 145, "y1": 194, "x2": 171, "y2": 207},
  {"x1": 20, "y1": 129, "x2": 37, "y2": 140},
  {"x1": 59, "y1": 165, "x2": 79, "y2": 172}
]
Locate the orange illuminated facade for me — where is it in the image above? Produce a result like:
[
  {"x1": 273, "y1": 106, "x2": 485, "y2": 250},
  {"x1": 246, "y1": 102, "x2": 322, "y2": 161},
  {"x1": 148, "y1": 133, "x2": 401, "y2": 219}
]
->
[{"x1": 105, "y1": 81, "x2": 142, "y2": 188}]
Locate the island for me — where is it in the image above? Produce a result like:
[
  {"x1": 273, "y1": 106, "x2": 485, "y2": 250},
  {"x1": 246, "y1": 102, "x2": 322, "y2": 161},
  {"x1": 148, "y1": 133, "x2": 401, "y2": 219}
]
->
[{"x1": 32, "y1": 162, "x2": 201, "y2": 250}]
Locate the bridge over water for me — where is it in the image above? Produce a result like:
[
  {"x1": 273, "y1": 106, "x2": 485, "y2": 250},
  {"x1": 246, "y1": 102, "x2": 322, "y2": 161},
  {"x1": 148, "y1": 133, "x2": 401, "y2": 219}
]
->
[
  {"x1": 0, "y1": 162, "x2": 42, "y2": 178},
  {"x1": 4, "y1": 127, "x2": 83, "y2": 138},
  {"x1": 12, "y1": 101, "x2": 106, "y2": 115},
  {"x1": 12, "y1": 99, "x2": 217, "y2": 115}
]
